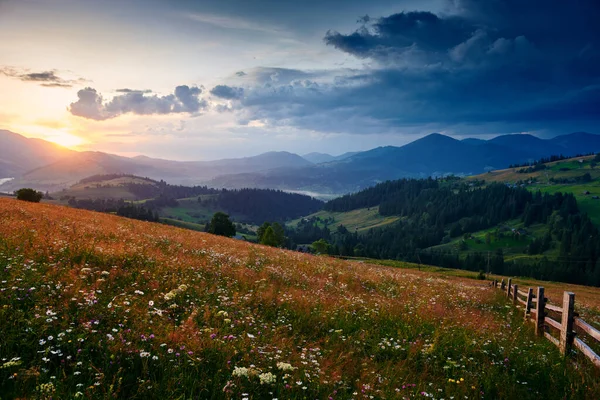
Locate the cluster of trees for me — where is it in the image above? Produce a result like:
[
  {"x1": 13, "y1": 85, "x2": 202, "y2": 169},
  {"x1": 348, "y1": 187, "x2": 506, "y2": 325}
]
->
[
  {"x1": 201, "y1": 188, "x2": 323, "y2": 225},
  {"x1": 63, "y1": 197, "x2": 159, "y2": 222},
  {"x1": 206, "y1": 212, "x2": 236, "y2": 237},
  {"x1": 66, "y1": 197, "x2": 127, "y2": 212},
  {"x1": 126, "y1": 181, "x2": 219, "y2": 200},
  {"x1": 256, "y1": 222, "x2": 286, "y2": 247},
  {"x1": 325, "y1": 178, "x2": 440, "y2": 212},
  {"x1": 116, "y1": 204, "x2": 160, "y2": 222},
  {"x1": 286, "y1": 217, "x2": 331, "y2": 245}
]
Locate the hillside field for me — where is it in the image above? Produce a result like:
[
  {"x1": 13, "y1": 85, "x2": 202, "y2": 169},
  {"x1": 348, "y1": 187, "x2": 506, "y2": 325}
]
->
[
  {"x1": 1, "y1": 198, "x2": 600, "y2": 399},
  {"x1": 470, "y1": 156, "x2": 600, "y2": 225},
  {"x1": 287, "y1": 206, "x2": 401, "y2": 233}
]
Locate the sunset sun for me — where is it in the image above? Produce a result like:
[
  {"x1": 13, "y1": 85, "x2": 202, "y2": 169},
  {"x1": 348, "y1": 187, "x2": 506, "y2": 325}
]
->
[{"x1": 46, "y1": 131, "x2": 85, "y2": 148}]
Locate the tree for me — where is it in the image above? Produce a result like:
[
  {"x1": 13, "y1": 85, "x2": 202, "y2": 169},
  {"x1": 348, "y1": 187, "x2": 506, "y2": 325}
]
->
[
  {"x1": 208, "y1": 212, "x2": 236, "y2": 237},
  {"x1": 260, "y1": 226, "x2": 278, "y2": 246},
  {"x1": 15, "y1": 188, "x2": 43, "y2": 203},
  {"x1": 258, "y1": 222, "x2": 285, "y2": 247},
  {"x1": 271, "y1": 222, "x2": 285, "y2": 247},
  {"x1": 257, "y1": 222, "x2": 271, "y2": 243},
  {"x1": 312, "y1": 239, "x2": 330, "y2": 254}
]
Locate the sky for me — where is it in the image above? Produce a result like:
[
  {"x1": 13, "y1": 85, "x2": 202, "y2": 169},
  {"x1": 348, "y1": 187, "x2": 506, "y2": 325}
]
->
[{"x1": 0, "y1": 0, "x2": 599, "y2": 160}]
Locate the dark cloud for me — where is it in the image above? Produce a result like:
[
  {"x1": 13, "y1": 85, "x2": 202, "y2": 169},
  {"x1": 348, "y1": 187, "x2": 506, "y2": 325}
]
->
[
  {"x1": 235, "y1": 71, "x2": 247, "y2": 77},
  {"x1": 0, "y1": 67, "x2": 85, "y2": 88},
  {"x1": 69, "y1": 85, "x2": 207, "y2": 120},
  {"x1": 325, "y1": 11, "x2": 474, "y2": 62},
  {"x1": 224, "y1": 0, "x2": 600, "y2": 135},
  {"x1": 210, "y1": 85, "x2": 244, "y2": 99}
]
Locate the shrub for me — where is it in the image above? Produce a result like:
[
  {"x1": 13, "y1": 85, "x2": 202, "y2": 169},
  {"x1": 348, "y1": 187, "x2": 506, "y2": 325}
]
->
[{"x1": 15, "y1": 188, "x2": 43, "y2": 203}]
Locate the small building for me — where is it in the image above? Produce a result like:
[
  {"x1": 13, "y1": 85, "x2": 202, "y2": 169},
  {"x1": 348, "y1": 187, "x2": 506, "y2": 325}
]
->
[{"x1": 583, "y1": 191, "x2": 591, "y2": 195}]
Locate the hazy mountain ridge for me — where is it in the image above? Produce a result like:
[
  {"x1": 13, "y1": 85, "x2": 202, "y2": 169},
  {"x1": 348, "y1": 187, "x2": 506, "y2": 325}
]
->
[
  {"x1": 1, "y1": 129, "x2": 599, "y2": 194},
  {"x1": 209, "y1": 132, "x2": 600, "y2": 194},
  {"x1": 0, "y1": 129, "x2": 74, "y2": 178},
  {"x1": 302, "y1": 151, "x2": 359, "y2": 164},
  {"x1": 0, "y1": 130, "x2": 313, "y2": 192}
]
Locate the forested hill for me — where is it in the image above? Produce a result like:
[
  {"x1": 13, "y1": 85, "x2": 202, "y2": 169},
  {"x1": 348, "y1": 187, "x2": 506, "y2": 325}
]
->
[
  {"x1": 324, "y1": 178, "x2": 440, "y2": 212},
  {"x1": 59, "y1": 174, "x2": 324, "y2": 225},
  {"x1": 202, "y1": 188, "x2": 324, "y2": 224},
  {"x1": 300, "y1": 179, "x2": 600, "y2": 286}
]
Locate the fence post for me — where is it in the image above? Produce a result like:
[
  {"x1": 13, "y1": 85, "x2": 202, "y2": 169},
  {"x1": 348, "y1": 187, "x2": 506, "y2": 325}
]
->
[
  {"x1": 535, "y1": 287, "x2": 545, "y2": 336},
  {"x1": 559, "y1": 292, "x2": 575, "y2": 355},
  {"x1": 513, "y1": 284, "x2": 518, "y2": 304},
  {"x1": 507, "y1": 278, "x2": 512, "y2": 298},
  {"x1": 524, "y1": 287, "x2": 533, "y2": 320},
  {"x1": 501, "y1": 279, "x2": 505, "y2": 290}
]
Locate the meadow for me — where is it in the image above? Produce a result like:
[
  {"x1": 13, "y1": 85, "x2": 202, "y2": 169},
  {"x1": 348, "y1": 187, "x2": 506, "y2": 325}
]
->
[
  {"x1": 1, "y1": 198, "x2": 600, "y2": 399},
  {"x1": 287, "y1": 207, "x2": 400, "y2": 233}
]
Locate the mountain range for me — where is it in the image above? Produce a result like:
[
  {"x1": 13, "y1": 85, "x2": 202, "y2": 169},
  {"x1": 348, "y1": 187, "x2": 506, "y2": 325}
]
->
[
  {"x1": 1, "y1": 129, "x2": 599, "y2": 195},
  {"x1": 208, "y1": 132, "x2": 600, "y2": 194}
]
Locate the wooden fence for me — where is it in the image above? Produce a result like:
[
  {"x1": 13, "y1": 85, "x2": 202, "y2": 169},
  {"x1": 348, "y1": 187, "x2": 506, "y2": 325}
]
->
[{"x1": 492, "y1": 278, "x2": 600, "y2": 368}]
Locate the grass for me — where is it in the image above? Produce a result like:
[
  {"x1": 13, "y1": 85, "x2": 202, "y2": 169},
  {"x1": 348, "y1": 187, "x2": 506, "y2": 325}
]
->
[
  {"x1": 287, "y1": 206, "x2": 400, "y2": 233},
  {"x1": 1, "y1": 198, "x2": 600, "y2": 399}
]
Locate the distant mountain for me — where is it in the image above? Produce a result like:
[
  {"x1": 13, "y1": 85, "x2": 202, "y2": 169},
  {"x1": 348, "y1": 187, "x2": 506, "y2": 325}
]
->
[
  {"x1": 0, "y1": 130, "x2": 73, "y2": 178},
  {"x1": 302, "y1": 152, "x2": 359, "y2": 164},
  {"x1": 209, "y1": 132, "x2": 600, "y2": 194},
  {"x1": 461, "y1": 138, "x2": 486, "y2": 146},
  {"x1": 0, "y1": 130, "x2": 314, "y2": 192},
  {"x1": 488, "y1": 134, "x2": 564, "y2": 159},
  {"x1": 302, "y1": 152, "x2": 334, "y2": 164},
  {"x1": 550, "y1": 132, "x2": 600, "y2": 155}
]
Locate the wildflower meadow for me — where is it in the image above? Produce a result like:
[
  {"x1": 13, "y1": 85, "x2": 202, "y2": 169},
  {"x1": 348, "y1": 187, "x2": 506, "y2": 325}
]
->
[{"x1": 1, "y1": 198, "x2": 599, "y2": 399}]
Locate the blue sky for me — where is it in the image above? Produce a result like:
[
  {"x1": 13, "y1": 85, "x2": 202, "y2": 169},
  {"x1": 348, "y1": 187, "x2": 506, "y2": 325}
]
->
[{"x1": 0, "y1": 0, "x2": 598, "y2": 160}]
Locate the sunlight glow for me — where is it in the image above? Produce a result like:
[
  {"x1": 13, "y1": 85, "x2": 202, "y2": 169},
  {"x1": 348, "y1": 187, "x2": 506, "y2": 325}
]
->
[{"x1": 45, "y1": 131, "x2": 86, "y2": 148}]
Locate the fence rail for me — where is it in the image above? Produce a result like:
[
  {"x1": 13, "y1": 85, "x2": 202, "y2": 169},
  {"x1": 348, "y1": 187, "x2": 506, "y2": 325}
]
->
[{"x1": 492, "y1": 278, "x2": 600, "y2": 368}]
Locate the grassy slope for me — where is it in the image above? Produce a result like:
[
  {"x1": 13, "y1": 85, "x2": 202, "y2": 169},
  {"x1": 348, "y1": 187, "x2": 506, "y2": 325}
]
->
[
  {"x1": 470, "y1": 156, "x2": 600, "y2": 225},
  {"x1": 427, "y1": 220, "x2": 556, "y2": 262},
  {"x1": 1, "y1": 198, "x2": 599, "y2": 399},
  {"x1": 287, "y1": 206, "x2": 400, "y2": 233}
]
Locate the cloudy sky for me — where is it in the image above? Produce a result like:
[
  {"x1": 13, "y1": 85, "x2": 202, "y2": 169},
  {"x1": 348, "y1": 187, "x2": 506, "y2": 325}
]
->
[{"x1": 1, "y1": 0, "x2": 599, "y2": 160}]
